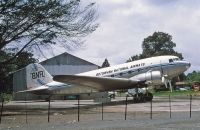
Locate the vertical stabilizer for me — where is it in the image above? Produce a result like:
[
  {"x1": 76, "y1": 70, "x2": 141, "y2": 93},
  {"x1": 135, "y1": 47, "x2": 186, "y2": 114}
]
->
[{"x1": 26, "y1": 63, "x2": 53, "y2": 90}]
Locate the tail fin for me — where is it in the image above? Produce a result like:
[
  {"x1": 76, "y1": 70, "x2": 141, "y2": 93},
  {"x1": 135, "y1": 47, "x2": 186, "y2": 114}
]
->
[{"x1": 26, "y1": 63, "x2": 53, "y2": 90}]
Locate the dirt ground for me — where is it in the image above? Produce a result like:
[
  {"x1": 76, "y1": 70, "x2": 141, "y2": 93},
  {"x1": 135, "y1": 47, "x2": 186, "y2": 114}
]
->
[{"x1": 1, "y1": 96, "x2": 200, "y2": 130}]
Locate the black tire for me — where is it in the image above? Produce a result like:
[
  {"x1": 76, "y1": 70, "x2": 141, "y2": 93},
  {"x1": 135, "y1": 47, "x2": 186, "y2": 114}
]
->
[{"x1": 133, "y1": 93, "x2": 145, "y2": 103}]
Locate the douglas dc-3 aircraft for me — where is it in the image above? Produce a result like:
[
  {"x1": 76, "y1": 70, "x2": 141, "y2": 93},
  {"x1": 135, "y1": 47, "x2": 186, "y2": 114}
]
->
[{"x1": 18, "y1": 55, "x2": 190, "y2": 101}]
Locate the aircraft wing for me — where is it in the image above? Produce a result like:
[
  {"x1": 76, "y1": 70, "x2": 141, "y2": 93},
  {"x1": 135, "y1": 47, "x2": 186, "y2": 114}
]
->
[{"x1": 53, "y1": 75, "x2": 146, "y2": 91}]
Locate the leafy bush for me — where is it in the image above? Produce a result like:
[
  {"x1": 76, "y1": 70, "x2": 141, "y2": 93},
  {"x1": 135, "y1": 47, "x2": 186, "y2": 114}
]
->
[{"x1": 0, "y1": 93, "x2": 12, "y2": 102}]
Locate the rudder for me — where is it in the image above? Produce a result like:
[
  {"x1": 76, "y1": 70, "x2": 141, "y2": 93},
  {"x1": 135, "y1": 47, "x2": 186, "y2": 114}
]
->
[{"x1": 26, "y1": 63, "x2": 53, "y2": 90}]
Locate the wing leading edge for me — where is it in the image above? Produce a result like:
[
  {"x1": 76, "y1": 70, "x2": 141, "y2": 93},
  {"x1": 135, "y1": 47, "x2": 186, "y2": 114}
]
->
[{"x1": 53, "y1": 75, "x2": 146, "y2": 92}]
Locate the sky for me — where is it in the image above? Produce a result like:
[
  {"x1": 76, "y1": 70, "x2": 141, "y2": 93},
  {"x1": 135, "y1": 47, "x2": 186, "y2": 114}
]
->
[{"x1": 41, "y1": 0, "x2": 200, "y2": 73}]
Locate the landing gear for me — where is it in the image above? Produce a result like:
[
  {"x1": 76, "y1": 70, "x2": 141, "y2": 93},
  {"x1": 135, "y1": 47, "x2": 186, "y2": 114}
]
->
[
  {"x1": 133, "y1": 92, "x2": 153, "y2": 103},
  {"x1": 133, "y1": 93, "x2": 144, "y2": 103},
  {"x1": 163, "y1": 77, "x2": 173, "y2": 92},
  {"x1": 128, "y1": 88, "x2": 153, "y2": 103}
]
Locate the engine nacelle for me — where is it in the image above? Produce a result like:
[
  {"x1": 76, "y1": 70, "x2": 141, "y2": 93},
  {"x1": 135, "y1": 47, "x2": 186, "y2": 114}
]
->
[{"x1": 130, "y1": 71, "x2": 162, "y2": 85}]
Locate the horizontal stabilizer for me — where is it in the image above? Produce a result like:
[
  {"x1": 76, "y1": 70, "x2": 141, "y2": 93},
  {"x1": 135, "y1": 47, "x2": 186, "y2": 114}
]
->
[{"x1": 16, "y1": 86, "x2": 49, "y2": 93}]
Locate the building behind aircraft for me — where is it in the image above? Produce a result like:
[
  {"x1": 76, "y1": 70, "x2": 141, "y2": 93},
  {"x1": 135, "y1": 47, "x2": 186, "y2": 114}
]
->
[{"x1": 13, "y1": 52, "x2": 100, "y2": 100}]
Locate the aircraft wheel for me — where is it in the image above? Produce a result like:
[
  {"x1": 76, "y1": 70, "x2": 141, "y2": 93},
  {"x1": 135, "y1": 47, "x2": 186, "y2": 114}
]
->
[{"x1": 133, "y1": 93, "x2": 144, "y2": 103}]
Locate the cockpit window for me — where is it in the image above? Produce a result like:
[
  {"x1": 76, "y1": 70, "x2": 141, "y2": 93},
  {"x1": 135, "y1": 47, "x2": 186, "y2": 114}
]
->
[
  {"x1": 169, "y1": 59, "x2": 173, "y2": 63},
  {"x1": 173, "y1": 58, "x2": 180, "y2": 61},
  {"x1": 169, "y1": 58, "x2": 180, "y2": 63}
]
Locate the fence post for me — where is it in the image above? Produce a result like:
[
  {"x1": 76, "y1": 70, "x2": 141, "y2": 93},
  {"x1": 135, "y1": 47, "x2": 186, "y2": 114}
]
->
[
  {"x1": 102, "y1": 96, "x2": 104, "y2": 120},
  {"x1": 0, "y1": 98, "x2": 4, "y2": 124},
  {"x1": 78, "y1": 95, "x2": 80, "y2": 122},
  {"x1": 25, "y1": 94, "x2": 28, "y2": 123},
  {"x1": 48, "y1": 96, "x2": 51, "y2": 123},
  {"x1": 150, "y1": 99, "x2": 152, "y2": 119},
  {"x1": 125, "y1": 96, "x2": 128, "y2": 120},
  {"x1": 169, "y1": 95, "x2": 171, "y2": 118},
  {"x1": 190, "y1": 94, "x2": 192, "y2": 118}
]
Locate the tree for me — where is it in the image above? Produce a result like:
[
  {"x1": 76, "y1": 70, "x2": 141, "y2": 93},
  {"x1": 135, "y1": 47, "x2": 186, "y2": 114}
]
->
[
  {"x1": 187, "y1": 71, "x2": 200, "y2": 84},
  {"x1": 127, "y1": 31, "x2": 185, "y2": 90},
  {"x1": 142, "y1": 32, "x2": 183, "y2": 59},
  {"x1": 127, "y1": 55, "x2": 140, "y2": 62},
  {"x1": 14, "y1": 51, "x2": 38, "y2": 69},
  {"x1": 0, "y1": 0, "x2": 98, "y2": 65},
  {"x1": 127, "y1": 31, "x2": 183, "y2": 62},
  {"x1": 0, "y1": 0, "x2": 98, "y2": 94},
  {"x1": 0, "y1": 49, "x2": 37, "y2": 93},
  {"x1": 101, "y1": 58, "x2": 110, "y2": 68}
]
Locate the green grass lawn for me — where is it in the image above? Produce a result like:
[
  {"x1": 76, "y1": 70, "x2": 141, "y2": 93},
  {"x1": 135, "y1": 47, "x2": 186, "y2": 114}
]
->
[
  {"x1": 115, "y1": 90, "x2": 200, "y2": 98},
  {"x1": 153, "y1": 90, "x2": 199, "y2": 97}
]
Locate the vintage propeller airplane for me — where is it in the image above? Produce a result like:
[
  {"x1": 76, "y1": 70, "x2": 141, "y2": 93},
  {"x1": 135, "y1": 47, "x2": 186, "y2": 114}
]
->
[{"x1": 18, "y1": 55, "x2": 190, "y2": 102}]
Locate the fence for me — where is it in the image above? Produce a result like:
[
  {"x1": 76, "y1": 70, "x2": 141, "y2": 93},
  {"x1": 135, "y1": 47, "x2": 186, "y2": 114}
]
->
[{"x1": 1, "y1": 95, "x2": 200, "y2": 124}]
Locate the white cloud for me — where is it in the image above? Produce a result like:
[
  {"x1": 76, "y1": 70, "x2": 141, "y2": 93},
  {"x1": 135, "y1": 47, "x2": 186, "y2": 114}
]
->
[{"x1": 43, "y1": 0, "x2": 200, "y2": 73}]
